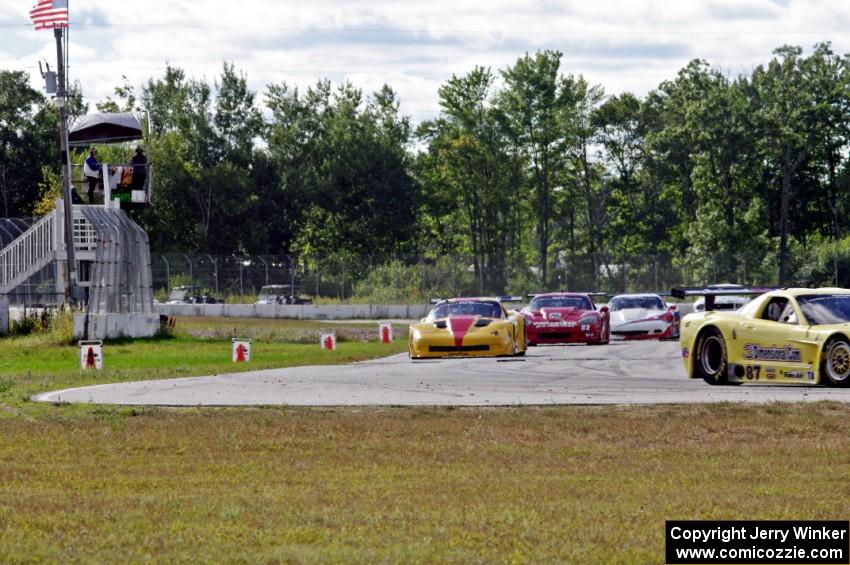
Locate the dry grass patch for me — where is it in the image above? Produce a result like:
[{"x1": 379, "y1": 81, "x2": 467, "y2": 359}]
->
[
  {"x1": 2, "y1": 403, "x2": 850, "y2": 562},
  {"x1": 177, "y1": 316, "x2": 392, "y2": 343}
]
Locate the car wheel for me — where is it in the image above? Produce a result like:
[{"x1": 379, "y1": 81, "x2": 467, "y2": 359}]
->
[
  {"x1": 821, "y1": 337, "x2": 850, "y2": 387},
  {"x1": 696, "y1": 328, "x2": 736, "y2": 385}
]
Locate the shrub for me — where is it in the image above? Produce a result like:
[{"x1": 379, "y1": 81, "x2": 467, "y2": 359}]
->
[
  {"x1": 351, "y1": 257, "x2": 476, "y2": 303},
  {"x1": 6, "y1": 307, "x2": 74, "y2": 345}
]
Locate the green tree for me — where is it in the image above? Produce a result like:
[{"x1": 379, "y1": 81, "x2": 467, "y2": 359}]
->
[
  {"x1": 498, "y1": 51, "x2": 570, "y2": 286},
  {"x1": 563, "y1": 76, "x2": 609, "y2": 286},
  {"x1": 0, "y1": 70, "x2": 58, "y2": 217},
  {"x1": 750, "y1": 46, "x2": 822, "y2": 284},
  {"x1": 266, "y1": 80, "x2": 417, "y2": 258},
  {"x1": 214, "y1": 63, "x2": 263, "y2": 167},
  {"x1": 96, "y1": 75, "x2": 139, "y2": 113},
  {"x1": 803, "y1": 43, "x2": 850, "y2": 242},
  {"x1": 644, "y1": 61, "x2": 770, "y2": 284},
  {"x1": 685, "y1": 70, "x2": 760, "y2": 282},
  {"x1": 140, "y1": 63, "x2": 267, "y2": 252},
  {"x1": 418, "y1": 67, "x2": 522, "y2": 292},
  {"x1": 593, "y1": 93, "x2": 648, "y2": 257}
]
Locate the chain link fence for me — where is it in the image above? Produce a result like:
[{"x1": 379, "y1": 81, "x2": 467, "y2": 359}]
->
[
  {"x1": 151, "y1": 253, "x2": 720, "y2": 303},
  {"x1": 2, "y1": 252, "x2": 760, "y2": 307}
]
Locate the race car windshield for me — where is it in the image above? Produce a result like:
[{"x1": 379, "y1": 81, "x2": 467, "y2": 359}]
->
[
  {"x1": 530, "y1": 296, "x2": 592, "y2": 310},
  {"x1": 430, "y1": 301, "x2": 503, "y2": 319},
  {"x1": 796, "y1": 295, "x2": 850, "y2": 325},
  {"x1": 609, "y1": 296, "x2": 665, "y2": 311}
]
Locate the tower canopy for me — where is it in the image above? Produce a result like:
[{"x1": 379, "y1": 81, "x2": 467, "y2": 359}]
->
[{"x1": 68, "y1": 112, "x2": 143, "y2": 146}]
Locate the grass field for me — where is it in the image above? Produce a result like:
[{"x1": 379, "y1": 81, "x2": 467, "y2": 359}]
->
[
  {"x1": 2, "y1": 318, "x2": 849, "y2": 562},
  {"x1": 0, "y1": 316, "x2": 408, "y2": 417},
  {"x1": 2, "y1": 404, "x2": 850, "y2": 562}
]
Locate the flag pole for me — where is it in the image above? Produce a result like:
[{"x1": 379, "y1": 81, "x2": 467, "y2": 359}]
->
[
  {"x1": 54, "y1": 26, "x2": 77, "y2": 303},
  {"x1": 64, "y1": 0, "x2": 69, "y2": 93}
]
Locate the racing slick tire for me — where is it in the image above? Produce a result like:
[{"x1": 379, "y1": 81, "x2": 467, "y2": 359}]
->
[
  {"x1": 695, "y1": 327, "x2": 738, "y2": 386},
  {"x1": 588, "y1": 321, "x2": 609, "y2": 345},
  {"x1": 821, "y1": 337, "x2": 850, "y2": 387}
]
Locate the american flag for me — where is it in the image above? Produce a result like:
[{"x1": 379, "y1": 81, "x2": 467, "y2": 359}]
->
[{"x1": 29, "y1": 0, "x2": 68, "y2": 30}]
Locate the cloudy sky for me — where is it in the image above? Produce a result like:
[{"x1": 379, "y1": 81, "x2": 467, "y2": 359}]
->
[{"x1": 2, "y1": 0, "x2": 849, "y2": 122}]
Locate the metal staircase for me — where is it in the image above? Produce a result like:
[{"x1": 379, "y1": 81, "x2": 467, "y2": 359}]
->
[
  {"x1": 0, "y1": 209, "x2": 59, "y2": 297},
  {"x1": 1, "y1": 201, "x2": 157, "y2": 338}
]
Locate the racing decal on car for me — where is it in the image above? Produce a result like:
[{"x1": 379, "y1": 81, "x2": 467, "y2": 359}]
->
[
  {"x1": 783, "y1": 371, "x2": 804, "y2": 379},
  {"x1": 765, "y1": 366, "x2": 777, "y2": 379},
  {"x1": 682, "y1": 347, "x2": 689, "y2": 358},
  {"x1": 548, "y1": 312, "x2": 562, "y2": 319},
  {"x1": 742, "y1": 343, "x2": 802, "y2": 362},
  {"x1": 807, "y1": 371, "x2": 816, "y2": 381},
  {"x1": 535, "y1": 321, "x2": 576, "y2": 328},
  {"x1": 448, "y1": 316, "x2": 476, "y2": 347}
]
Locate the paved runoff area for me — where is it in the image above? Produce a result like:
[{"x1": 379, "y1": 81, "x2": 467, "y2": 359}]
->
[{"x1": 34, "y1": 340, "x2": 850, "y2": 406}]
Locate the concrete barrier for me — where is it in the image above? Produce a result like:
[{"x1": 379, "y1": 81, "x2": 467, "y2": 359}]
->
[
  {"x1": 156, "y1": 302, "x2": 694, "y2": 320},
  {"x1": 0, "y1": 296, "x2": 8, "y2": 333},
  {"x1": 73, "y1": 313, "x2": 160, "y2": 339},
  {"x1": 157, "y1": 303, "x2": 432, "y2": 320}
]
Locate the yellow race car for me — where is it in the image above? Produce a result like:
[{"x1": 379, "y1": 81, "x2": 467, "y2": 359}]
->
[
  {"x1": 409, "y1": 297, "x2": 527, "y2": 359},
  {"x1": 675, "y1": 287, "x2": 850, "y2": 386}
]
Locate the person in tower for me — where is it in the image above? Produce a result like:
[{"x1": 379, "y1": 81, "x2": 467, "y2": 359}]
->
[
  {"x1": 83, "y1": 148, "x2": 102, "y2": 203},
  {"x1": 131, "y1": 145, "x2": 147, "y2": 191}
]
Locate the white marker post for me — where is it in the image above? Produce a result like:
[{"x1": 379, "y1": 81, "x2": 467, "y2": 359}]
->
[
  {"x1": 79, "y1": 340, "x2": 103, "y2": 370},
  {"x1": 232, "y1": 338, "x2": 251, "y2": 362},
  {"x1": 379, "y1": 322, "x2": 393, "y2": 343},
  {"x1": 320, "y1": 333, "x2": 337, "y2": 351}
]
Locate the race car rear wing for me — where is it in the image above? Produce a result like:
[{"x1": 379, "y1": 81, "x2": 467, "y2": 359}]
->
[
  {"x1": 527, "y1": 292, "x2": 608, "y2": 298},
  {"x1": 670, "y1": 286, "x2": 775, "y2": 311},
  {"x1": 429, "y1": 296, "x2": 525, "y2": 304}
]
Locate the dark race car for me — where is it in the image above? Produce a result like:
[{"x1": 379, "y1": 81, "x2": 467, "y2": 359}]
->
[{"x1": 521, "y1": 292, "x2": 610, "y2": 346}]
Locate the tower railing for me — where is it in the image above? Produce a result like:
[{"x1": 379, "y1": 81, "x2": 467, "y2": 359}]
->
[{"x1": 0, "y1": 209, "x2": 57, "y2": 289}]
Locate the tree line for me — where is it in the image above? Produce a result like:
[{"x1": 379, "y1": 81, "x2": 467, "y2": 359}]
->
[{"x1": 1, "y1": 43, "x2": 849, "y2": 292}]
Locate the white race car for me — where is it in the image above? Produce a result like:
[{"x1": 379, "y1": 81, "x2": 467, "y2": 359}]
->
[
  {"x1": 692, "y1": 283, "x2": 752, "y2": 312},
  {"x1": 608, "y1": 293, "x2": 679, "y2": 340}
]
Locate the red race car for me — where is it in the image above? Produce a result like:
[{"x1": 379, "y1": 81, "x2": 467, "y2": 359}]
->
[{"x1": 521, "y1": 292, "x2": 610, "y2": 346}]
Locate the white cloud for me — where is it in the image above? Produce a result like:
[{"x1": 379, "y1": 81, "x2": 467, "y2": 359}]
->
[{"x1": 1, "y1": 0, "x2": 848, "y2": 122}]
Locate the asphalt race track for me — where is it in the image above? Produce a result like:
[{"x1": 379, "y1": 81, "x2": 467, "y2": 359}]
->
[{"x1": 34, "y1": 340, "x2": 850, "y2": 406}]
